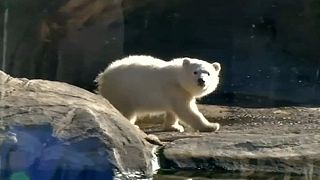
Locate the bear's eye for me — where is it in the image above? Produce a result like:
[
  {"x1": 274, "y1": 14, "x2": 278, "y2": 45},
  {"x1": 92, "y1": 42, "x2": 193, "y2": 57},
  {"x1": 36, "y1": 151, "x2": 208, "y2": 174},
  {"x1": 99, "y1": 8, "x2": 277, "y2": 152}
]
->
[
  {"x1": 193, "y1": 71, "x2": 198, "y2": 75},
  {"x1": 207, "y1": 72, "x2": 210, "y2": 76}
]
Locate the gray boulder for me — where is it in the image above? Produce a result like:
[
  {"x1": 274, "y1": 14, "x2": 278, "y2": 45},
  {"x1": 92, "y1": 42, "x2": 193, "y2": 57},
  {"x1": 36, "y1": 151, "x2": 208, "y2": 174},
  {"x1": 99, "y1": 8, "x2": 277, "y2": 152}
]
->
[{"x1": 0, "y1": 70, "x2": 156, "y2": 179}]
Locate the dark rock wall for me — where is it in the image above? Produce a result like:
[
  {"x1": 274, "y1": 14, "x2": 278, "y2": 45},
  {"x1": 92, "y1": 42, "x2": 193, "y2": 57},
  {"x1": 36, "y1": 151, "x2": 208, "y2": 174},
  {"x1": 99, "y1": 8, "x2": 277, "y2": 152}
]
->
[
  {"x1": 1, "y1": 0, "x2": 320, "y2": 106},
  {"x1": 0, "y1": 0, "x2": 125, "y2": 90}
]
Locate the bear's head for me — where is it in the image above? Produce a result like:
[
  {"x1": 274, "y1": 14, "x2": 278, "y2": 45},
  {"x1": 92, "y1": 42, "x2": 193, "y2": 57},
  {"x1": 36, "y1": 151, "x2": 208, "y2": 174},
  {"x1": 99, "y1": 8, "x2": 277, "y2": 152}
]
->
[{"x1": 177, "y1": 58, "x2": 221, "y2": 98}]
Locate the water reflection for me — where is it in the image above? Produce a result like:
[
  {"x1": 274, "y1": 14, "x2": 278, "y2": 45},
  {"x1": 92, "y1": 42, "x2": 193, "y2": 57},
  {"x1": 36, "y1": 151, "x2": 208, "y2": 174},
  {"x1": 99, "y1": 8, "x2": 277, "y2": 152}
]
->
[{"x1": 0, "y1": 125, "x2": 114, "y2": 180}]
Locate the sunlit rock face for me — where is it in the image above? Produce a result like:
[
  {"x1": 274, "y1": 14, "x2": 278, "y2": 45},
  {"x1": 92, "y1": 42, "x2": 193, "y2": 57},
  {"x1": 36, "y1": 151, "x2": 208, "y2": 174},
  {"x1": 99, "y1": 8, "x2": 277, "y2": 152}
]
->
[
  {"x1": 1, "y1": 0, "x2": 320, "y2": 106},
  {"x1": 0, "y1": 70, "x2": 155, "y2": 179}
]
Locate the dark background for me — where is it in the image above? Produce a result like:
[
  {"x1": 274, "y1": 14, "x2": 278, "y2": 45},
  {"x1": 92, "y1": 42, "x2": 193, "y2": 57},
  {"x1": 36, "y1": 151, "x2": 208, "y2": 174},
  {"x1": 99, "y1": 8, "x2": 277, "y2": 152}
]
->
[{"x1": 1, "y1": 0, "x2": 320, "y2": 107}]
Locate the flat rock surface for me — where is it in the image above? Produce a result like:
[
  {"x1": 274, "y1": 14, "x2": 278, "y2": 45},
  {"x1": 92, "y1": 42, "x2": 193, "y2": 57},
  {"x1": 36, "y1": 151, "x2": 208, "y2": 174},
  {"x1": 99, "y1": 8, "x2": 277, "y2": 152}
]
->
[
  {"x1": 0, "y1": 71, "x2": 155, "y2": 179},
  {"x1": 138, "y1": 105, "x2": 320, "y2": 176}
]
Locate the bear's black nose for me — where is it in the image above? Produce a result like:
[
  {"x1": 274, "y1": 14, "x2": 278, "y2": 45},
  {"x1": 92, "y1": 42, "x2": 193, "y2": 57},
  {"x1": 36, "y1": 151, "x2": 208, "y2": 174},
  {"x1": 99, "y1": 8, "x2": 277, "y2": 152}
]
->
[{"x1": 197, "y1": 78, "x2": 205, "y2": 86}]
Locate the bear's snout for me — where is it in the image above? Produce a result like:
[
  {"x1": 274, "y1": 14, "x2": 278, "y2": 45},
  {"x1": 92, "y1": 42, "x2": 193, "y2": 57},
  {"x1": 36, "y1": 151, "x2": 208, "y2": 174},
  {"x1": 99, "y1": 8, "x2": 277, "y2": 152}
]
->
[{"x1": 197, "y1": 78, "x2": 205, "y2": 87}]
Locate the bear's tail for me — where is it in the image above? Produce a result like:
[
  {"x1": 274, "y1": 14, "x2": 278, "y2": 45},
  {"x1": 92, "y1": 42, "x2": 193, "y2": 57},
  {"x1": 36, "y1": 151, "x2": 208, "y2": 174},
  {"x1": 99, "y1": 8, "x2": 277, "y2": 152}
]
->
[{"x1": 94, "y1": 72, "x2": 104, "y2": 94}]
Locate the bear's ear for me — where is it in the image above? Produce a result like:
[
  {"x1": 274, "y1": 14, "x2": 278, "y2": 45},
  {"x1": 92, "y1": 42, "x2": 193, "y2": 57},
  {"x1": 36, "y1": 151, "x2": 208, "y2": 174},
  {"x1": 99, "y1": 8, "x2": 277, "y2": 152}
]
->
[
  {"x1": 212, "y1": 62, "x2": 221, "y2": 73},
  {"x1": 183, "y1": 59, "x2": 190, "y2": 67}
]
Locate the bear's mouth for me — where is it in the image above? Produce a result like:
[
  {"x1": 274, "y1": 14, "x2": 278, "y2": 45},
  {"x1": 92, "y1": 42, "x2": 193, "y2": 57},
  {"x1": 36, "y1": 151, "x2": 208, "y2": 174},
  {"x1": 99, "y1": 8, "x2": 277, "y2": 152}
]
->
[
  {"x1": 197, "y1": 83, "x2": 207, "y2": 90},
  {"x1": 198, "y1": 83, "x2": 205, "y2": 87}
]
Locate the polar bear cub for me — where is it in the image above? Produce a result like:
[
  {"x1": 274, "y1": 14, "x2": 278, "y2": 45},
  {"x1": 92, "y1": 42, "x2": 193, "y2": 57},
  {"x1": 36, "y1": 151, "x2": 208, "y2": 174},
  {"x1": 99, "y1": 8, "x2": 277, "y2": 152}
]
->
[{"x1": 95, "y1": 55, "x2": 221, "y2": 132}]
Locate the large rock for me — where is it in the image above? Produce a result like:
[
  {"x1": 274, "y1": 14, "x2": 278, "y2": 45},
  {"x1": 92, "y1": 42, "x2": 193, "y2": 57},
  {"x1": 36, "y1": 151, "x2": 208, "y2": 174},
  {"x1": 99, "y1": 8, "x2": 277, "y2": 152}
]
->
[
  {"x1": 140, "y1": 105, "x2": 320, "y2": 176},
  {"x1": 0, "y1": 70, "x2": 156, "y2": 179}
]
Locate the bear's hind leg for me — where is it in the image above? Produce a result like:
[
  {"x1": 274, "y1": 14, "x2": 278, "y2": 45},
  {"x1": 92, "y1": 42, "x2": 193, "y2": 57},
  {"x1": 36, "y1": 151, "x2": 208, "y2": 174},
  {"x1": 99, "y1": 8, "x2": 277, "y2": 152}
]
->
[
  {"x1": 122, "y1": 110, "x2": 139, "y2": 128},
  {"x1": 163, "y1": 112, "x2": 184, "y2": 132}
]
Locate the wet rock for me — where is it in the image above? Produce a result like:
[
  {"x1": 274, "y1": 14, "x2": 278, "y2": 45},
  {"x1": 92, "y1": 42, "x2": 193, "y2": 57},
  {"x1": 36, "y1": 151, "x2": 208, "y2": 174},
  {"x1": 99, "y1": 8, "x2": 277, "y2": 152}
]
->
[{"x1": 0, "y1": 70, "x2": 156, "y2": 179}]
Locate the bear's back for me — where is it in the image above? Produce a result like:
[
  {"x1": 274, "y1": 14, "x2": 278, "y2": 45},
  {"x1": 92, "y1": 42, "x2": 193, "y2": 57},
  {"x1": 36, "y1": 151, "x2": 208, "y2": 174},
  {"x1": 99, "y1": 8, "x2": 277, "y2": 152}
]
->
[
  {"x1": 107, "y1": 55, "x2": 168, "y2": 70},
  {"x1": 97, "y1": 55, "x2": 179, "y2": 113}
]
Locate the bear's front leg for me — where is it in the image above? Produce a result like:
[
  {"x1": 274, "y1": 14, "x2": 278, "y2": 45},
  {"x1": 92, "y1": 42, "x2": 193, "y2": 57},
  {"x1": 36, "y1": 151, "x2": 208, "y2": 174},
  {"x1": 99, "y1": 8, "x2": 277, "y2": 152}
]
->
[
  {"x1": 163, "y1": 112, "x2": 185, "y2": 132},
  {"x1": 172, "y1": 99, "x2": 220, "y2": 132}
]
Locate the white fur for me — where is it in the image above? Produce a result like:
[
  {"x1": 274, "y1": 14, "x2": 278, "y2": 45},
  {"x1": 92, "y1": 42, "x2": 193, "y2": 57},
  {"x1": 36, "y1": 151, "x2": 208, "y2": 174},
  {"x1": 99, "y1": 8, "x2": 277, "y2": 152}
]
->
[{"x1": 96, "y1": 55, "x2": 221, "y2": 132}]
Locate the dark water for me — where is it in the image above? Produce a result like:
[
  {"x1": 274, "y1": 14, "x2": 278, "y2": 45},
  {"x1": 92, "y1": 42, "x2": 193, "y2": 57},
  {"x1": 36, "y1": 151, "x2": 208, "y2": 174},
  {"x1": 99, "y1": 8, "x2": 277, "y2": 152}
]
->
[
  {"x1": 0, "y1": 169, "x2": 315, "y2": 180},
  {"x1": 154, "y1": 170, "x2": 313, "y2": 180}
]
